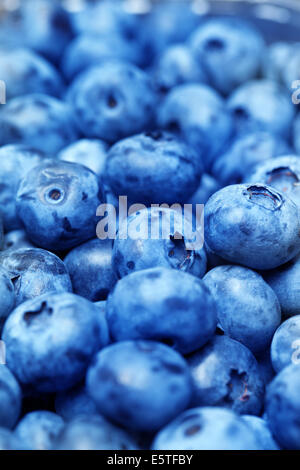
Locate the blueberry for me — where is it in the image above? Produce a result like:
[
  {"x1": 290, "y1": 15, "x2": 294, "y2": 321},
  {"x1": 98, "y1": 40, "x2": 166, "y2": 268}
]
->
[
  {"x1": 0, "y1": 145, "x2": 45, "y2": 231},
  {"x1": 203, "y1": 266, "x2": 281, "y2": 354},
  {"x1": 0, "y1": 94, "x2": 78, "y2": 154},
  {"x1": 15, "y1": 411, "x2": 64, "y2": 450},
  {"x1": 263, "y1": 254, "x2": 300, "y2": 317},
  {"x1": 247, "y1": 155, "x2": 300, "y2": 210},
  {"x1": 0, "y1": 48, "x2": 63, "y2": 100},
  {"x1": 187, "y1": 335, "x2": 265, "y2": 415},
  {"x1": 188, "y1": 173, "x2": 220, "y2": 205},
  {"x1": 0, "y1": 247, "x2": 72, "y2": 307},
  {"x1": 241, "y1": 416, "x2": 280, "y2": 450},
  {"x1": 152, "y1": 407, "x2": 261, "y2": 450},
  {"x1": 105, "y1": 131, "x2": 203, "y2": 205},
  {"x1": 293, "y1": 113, "x2": 300, "y2": 155},
  {"x1": 55, "y1": 384, "x2": 99, "y2": 421},
  {"x1": 0, "y1": 428, "x2": 26, "y2": 450},
  {"x1": 86, "y1": 340, "x2": 192, "y2": 432},
  {"x1": 212, "y1": 131, "x2": 291, "y2": 186},
  {"x1": 54, "y1": 415, "x2": 139, "y2": 450},
  {"x1": 228, "y1": 79, "x2": 295, "y2": 138},
  {"x1": 2, "y1": 292, "x2": 108, "y2": 393},
  {"x1": 16, "y1": 160, "x2": 105, "y2": 251},
  {"x1": 265, "y1": 364, "x2": 300, "y2": 449},
  {"x1": 270, "y1": 316, "x2": 300, "y2": 372},
  {"x1": 262, "y1": 42, "x2": 294, "y2": 83},
  {"x1": 0, "y1": 365, "x2": 22, "y2": 429},
  {"x1": 157, "y1": 84, "x2": 233, "y2": 171},
  {"x1": 112, "y1": 207, "x2": 206, "y2": 279},
  {"x1": 58, "y1": 139, "x2": 108, "y2": 177},
  {"x1": 205, "y1": 184, "x2": 300, "y2": 270},
  {"x1": 68, "y1": 61, "x2": 157, "y2": 143},
  {"x1": 0, "y1": 267, "x2": 15, "y2": 329},
  {"x1": 64, "y1": 239, "x2": 117, "y2": 302},
  {"x1": 189, "y1": 17, "x2": 264, "y2": 95},
  {"x1": 107, "y1": 267, "x2": 217, "y2": 354},
  {"x1": 3, "y1": 230, "x2": 34, "y2": 253}
]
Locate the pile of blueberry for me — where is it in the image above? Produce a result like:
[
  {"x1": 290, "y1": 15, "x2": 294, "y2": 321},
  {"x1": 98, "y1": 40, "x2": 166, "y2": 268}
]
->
[{"x1": 0, "y1": 0, "x2": 299, "y2": 451}]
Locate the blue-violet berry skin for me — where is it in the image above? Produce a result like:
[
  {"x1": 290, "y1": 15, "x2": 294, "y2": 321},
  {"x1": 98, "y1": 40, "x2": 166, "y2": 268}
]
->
[
  {"x1": 0, "y1": 145, "x2": 45, "y2": 232},
  {"x1": 64, "y1": 239, "x2": 117, "y2": 302},
  {"x1": 187, "y1": 335, "x2": 265, "y2": 415},
  {"x1": 241, "y1": 416, "x2": 280, "y2": 450},
  {"x1": 55, "y1": 384, "x2": 100, "y2": 421},
  {"x1": 54, "y1": 415, "x2": 139, "y2": 450},
  {"x1": 203, "y1": 266, "x2": 281, "y2": 354},
  {"x1": 0, "y1": 48, "x2": 63, "y2": 100},
  {"x1": 112, "y1": 207, "x2": 207, "y2": 279},
  {"x1": 58, "y1": 139, "x2": 108, "y2": 177},
  {"x1": 152, "y1": 407, "x2": 261, "y2": 450},
  {"x1": 0, "y1": 267, "x2": 15, "y2": 327},
  {"x1": 262, "y1": 42, "x2": 293, "y2": 83},
  {"x1": 0, "y1": 428, "x2": 26, "y2": 450},
  {"x1": 86, "y1": 340, "x2": 192, "y2": 432},
  {"x1": 0, "y1": 365, "x2": 22, "y2": 429},
  {"x1": 0, "y1": 247, "x2": 72, "y2": 307},
  {"x1": 67, "y1": 61, "x2": 157, "y2": 144},
  {"x1": 189, "y1": 17, "x2": 265, "y2": 95},
  {"x1": 14, "y1": 411, "x2": 64, "y2": 450},
  {"x1": 0, "y1": 94, "x2": 78, "y2": 154},
  {"x1": 211, "y1": 131, "x2": 291, "y2": 187},
  {"x1": 247, "y1": 155, "x2": 300, "y2": 211},
  {"x1": 265, "y1": 364, "x2": 300, "y2": 450},
  {"x1": 263, "y1": 253, "x2": 300, "y2": 317},
  {"x1": 2, "y1": 292, "x2": 109, "y2": 393},
  {"x1": 293, "y1": 113, "x2": 300, "y2": 155},
  {"x1": 270, "y1": 316, "x2": 300, "y2": 373},
  {"x1": 188, "y1": 173, "x2": 220, "y2": 206},
  {"x1": 105, "y1": 131, "x2": 203, "y2": 205},
  {"x1": 157, "y1": 83, "x2": 233, "y2": 172},
  {"x1": 3, "y1": 230, "x2": 34, "y2": 253},
  {"x1": 204, "y1": 183, "x2": 300, "y2": 270},
  {"x1": 227, "y1": 79, "x2": 295, "y2": 139},
  {"x1": 16, "y1": 160, "x2": 105, "y2": 251},
  {"x1": 107, "y1": 267, "x2": 217, "y2": 354}
]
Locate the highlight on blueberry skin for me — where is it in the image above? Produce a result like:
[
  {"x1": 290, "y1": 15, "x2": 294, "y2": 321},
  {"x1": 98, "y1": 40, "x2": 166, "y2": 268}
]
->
[{"x1": 270, "y1": 316, "x2": 300, "y2": 373}]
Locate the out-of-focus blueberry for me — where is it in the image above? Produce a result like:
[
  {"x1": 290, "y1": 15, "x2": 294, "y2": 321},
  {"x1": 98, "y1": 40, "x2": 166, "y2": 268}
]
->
[
  {"x1": 0, "y1": 247, "x2": 72, "y2": 307},
  {"x1": 262, "y1": 42, "x2": 294, "y2": 83},
  {"x1": 68, "y1": 61, "x2": 156, "y2": 143},
  {"x1": 152, "y1": 407, "x2": 261, "y2": 450},
  {"x1": 0, "y1": 365, "x2": 22, "y2": 429},
  {"x1": 3, "y1": 230, "x2": 34, "y2": 253},
  {"x1": 55, "y1": 384, "x2": 99, "y2": 421},
  {"x1": 270, "y1": 316, "x2": 300, "y2": 372},
  {"x1": 242, "y1": 416, "x2": 280, "y2": 450},
  {"x1": 189, "y1": 17, "x2": 264, "y2": 95},
  {"x1": 0, "y1": 428, "x2": 26, "y2": 450},
  {"x1": 187, "y1": 335, "x2": 264, "y2": 415},
  {"x1": 15, "y1": 411, "x2": 64, "y2": 450},
  {"x1": 0, "y1": 94, "x2": 78, "y2": 154},
  {"x1": 2, "y1": 292, "x2": 108, "y2": 393},
  {"x1": 157, "y1": 84, "x2": 233, "y2": 171},
  {"x1": 203, "y1": 266, "x2": 281, "y2": 354},
  {"x1": 64, "y1": 239, "x2": 117, "y2": 302},
  {"x1": 86, "y1": 340, "x2": 192, "y2": 432},
  {"x1": 58, "y1": 139, "x2": 108, "y2": 177},
  {"x1": 228, "y1": 79, "x2": 295, "y2": 139},
  {"x1": 16, "y1": 160, "x2": 105, "y2": 251},
  {"x1": 188, "y1": 174, "x2": 220, "y2": 205},
  {"x1": 107, "y1": 267, "x2": 216, "y2": 354},
  {"x1": 205, "y1": 184, "x2": 300, "y2": 270}
]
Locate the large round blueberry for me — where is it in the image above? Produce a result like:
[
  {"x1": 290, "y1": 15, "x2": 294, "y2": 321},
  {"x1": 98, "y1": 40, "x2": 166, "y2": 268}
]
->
[
  {"x1": 0, "y1": 267, "x2": 15, "y2": 328},
  {"x1": 203, "y1": 266, "x2": 281, "y2": 354},
  {"x1": 152, "y1": 407, "x2": 261, "y2": 450},
  {"x1": 189, "y1": 17, "x2": 264, "y2": 95},
  {"x1": 86, "y1": 340, "x2": 192, "y2": 432},
  {"x1": 107, "y1": 267, "x2": 217, "y2": 354},
  {"x1": 228, "y1": 79, "x2": 295, "y2": 138},
  {"x1": 157, "y1": 84, "x2": 233, "y2": 171},
  {"x1": 55, "y1": 384, "x2": 99, "y2": 421},
  {"x1": 15, "y1": 411, "x2": 64, "y2": 450},
  {"x1": 265, "y1": 364, "x2": 300, "y2": 449},
  {"x1": 2, "y1": 292, "x2": 108, "y2": 393},
  {"x1": 0, "y1": 145, "x2": 45, "y2": 231},
  {"x1": 54, "y1": 415, "x2": 139, "y2": 450},
  {"x1": 241, "y1": 416, "x2": 280, "y2": 450},
  {"x1": 270, "y1": 316, "x2": 300, "y2": 372},
  {"x1": 64, "y1": 239, "x2": 117, "y2": 302},
  {"x1": 263, "y1": 254, "x2": 300, "y2": 317},
  {"x1": 0, "y1": 94, "x2": 78, "y2": 154},
  {"x1": 187, "y1": 335, "x2": 265, "y2": 415},
  {"x1": 16, "y1": 160, "x2": 105, "y2": 251},
  {"x1": 58, "y1": 139, "x2": 108, "y2": 176},
  {"x1": 112, "y1": 207, "x2": 206, "y2": 279},
  {"x1": 0, "y1": 247, "x2": 72, "y2": 307},
  {"x1": 204, "y1": 184, "x2": 300, "y2": 270},
  {"x1": 247, "y1": 155, "x2": 300, "y2": 210},
  {"x1": 0, "y1": 365, "x2": 22, "y2": 429},
  {"x1": 68, "y1": 61, "x2": 156, "y2": 143}
]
